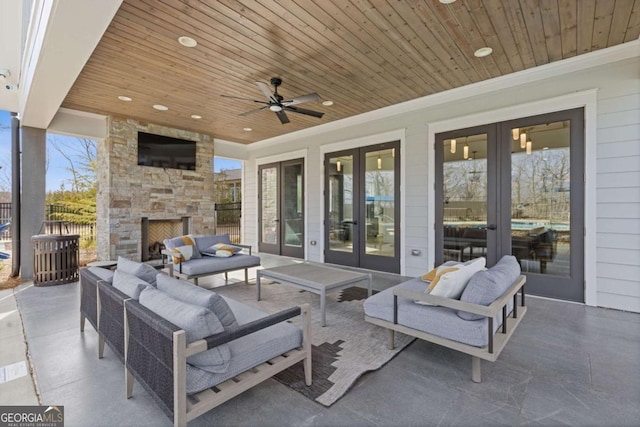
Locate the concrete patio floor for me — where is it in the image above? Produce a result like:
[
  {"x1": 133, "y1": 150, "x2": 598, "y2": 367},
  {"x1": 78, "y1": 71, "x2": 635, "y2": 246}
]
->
[{"x1": 4, "y1": 254, "x2": 640, "y2": 426}]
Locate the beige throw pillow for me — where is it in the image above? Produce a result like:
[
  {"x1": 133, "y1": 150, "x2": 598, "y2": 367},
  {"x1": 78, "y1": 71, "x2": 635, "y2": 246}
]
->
[{"x1": 429, "y1": 257, "x2": 486, "y2": 299}]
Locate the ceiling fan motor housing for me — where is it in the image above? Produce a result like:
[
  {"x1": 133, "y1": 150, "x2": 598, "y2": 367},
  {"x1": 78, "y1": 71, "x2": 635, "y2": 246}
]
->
[{"x1": 270, "y1": 77, "x2": 283, "y2": 88}]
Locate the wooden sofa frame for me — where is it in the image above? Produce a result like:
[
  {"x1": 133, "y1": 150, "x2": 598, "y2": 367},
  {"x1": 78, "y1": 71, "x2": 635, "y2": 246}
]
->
[
  {"x1": 123, "y1": 298, "x2": 312, "y2": 427},
  {"x1": 365, "y1": 275, "x2": 527, "y2": 383},
  {"x1": 162, "y1": 243, "x2": 258, "y2": 286}
]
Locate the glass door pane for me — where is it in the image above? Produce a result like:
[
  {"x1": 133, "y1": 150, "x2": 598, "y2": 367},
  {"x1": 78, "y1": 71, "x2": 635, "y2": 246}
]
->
[
  {"x1": 442, "y1": 133, "x2": 488, "y2": 262},
  {"x1": 364, "y1": 148, "x2": 395, "y2": 257},
  {"x1": 260, "y1": 165, "x2": 278, "y2": 247},
  {"x1": 510, "y1": 121, "x2": 570, "y2": 276},
  {"x1": 282, "y1": 161, "x2": 304, "y2": 253},
  {"x1": 327, "y1": 154, "x2": 355, "y2": 255}
]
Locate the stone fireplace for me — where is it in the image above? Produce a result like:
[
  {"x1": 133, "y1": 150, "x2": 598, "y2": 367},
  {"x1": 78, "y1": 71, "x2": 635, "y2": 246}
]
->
[
  {"x1": 141, "y1": 217, "x2": 190, "y2": 261},
  {"x1": 97, "y1": 117, "x2": 216, "y2": 261}
]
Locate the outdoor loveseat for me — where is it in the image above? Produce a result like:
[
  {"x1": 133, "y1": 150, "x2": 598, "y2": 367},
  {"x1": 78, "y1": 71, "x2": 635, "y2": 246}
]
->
[
  {"x1": 162, "y1": 234, "x2": 260, "y2": 285},
  {"x1": 79, "y1": 260, "x2": 312, "y2": 427},
  {"x1": 364, "y1": 255, "x2": 526, "y2": 382}
]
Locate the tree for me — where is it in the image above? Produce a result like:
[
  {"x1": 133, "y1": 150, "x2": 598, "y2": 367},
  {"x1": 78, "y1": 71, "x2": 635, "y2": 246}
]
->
[{"x1": 46, "y1": 136, "x2": 97, "y2": 228}]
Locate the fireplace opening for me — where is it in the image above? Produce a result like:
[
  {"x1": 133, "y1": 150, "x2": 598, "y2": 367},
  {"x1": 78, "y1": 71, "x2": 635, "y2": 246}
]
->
[{"x1": 141, "y1": 217, "x2": 190, "y2": 261}]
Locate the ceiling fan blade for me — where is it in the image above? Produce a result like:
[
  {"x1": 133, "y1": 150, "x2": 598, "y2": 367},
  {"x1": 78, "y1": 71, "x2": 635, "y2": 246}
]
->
[
  {"x1": 275, "y1": 110, "x2": 290, "y2": 124},
  {"x1": 221, "y1": 94, "x2": 269, "y2": 105},
  {"x1": 284, "y1": 105, "x2": 324, "y2": 118},
  {"x1": 282, "y1": 93, "x2": 321, "y2": 105},
  {"x1": 239, "y1": 106, "x2": 268, "y2": 117},
  {"x1": 256, "y1": 81, "x2": 277, "y2": 103}
]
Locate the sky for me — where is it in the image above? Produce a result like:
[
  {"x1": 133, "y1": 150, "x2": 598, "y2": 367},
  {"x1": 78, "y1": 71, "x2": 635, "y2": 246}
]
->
[{"x1": 0, "y1": 110, "x2": 241, "y2": 192}]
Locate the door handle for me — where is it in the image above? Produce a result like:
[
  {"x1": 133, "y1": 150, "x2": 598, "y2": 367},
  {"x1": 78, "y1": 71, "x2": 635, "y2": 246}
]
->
[
  {"x1": 486, "y1": 224, "x2": 497, "y2": 230},
  {"x1": 274, "y1": 219, "x2": 280, "y2": 223},
  {"x1": 343, "y1": 221, "x2": 358, "y2": 225}
]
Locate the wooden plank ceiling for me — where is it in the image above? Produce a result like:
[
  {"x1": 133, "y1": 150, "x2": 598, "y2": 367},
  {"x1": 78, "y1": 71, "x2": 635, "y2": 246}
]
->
[{"x1": 63, "y1": 0, "x2": 640, "y2": 144}]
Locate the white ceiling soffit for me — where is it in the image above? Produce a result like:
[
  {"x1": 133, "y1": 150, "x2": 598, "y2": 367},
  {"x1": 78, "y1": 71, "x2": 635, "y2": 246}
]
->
[
  {"x1": 19, "y1": 0, "x2": 122, "y2": 129},
  {"x1": 0, "y1": 0, "x2": 24, "y2": 112}
]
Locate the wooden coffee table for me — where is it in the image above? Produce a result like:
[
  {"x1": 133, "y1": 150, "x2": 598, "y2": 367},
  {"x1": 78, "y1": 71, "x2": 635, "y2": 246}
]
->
[{"x1": 257, "y1": 263, "x2": 372, "y2": 326}]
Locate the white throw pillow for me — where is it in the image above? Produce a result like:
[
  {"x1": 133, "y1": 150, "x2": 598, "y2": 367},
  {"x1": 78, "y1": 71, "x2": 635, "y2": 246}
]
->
[
  {"x1": 428, "y1": 257, "x2": 486, "y2": 299},
  {"x1": 201, "y1": 243, "x2": 241, "y2": 258},
  {"x1": 172, "y1": 245, "x2": 193, "y2": 263}
]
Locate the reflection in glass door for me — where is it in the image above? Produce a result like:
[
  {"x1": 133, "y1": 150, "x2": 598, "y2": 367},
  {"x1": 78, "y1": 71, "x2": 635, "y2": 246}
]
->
[
  {"x1": 439, "y1": 130, "x2": 492, "y2": 263},
  {"x1": 258, "y1": 159, "x2": 304, "y2": 258},
  {"x1": 364, "y1": 148, "x2": 397, "y2": 260},
  {"x1": 326, "y1": 153, "x2": 356, "y2": 260},
  {"x1": 325, "y1": 141, "x2": 400, "y2": 273},
  {"x1": 281, "y1": 160, "x2": 304, "y2": 257},
  {"x1": 510, "y1": 121, "x2": 572, "y2": 276},
  {"x1": 435, "y1": 109, "x2": 584, "y2": 302},
  {"x1": 259, "y1": 165, "x2": 279, "y2": 253}
]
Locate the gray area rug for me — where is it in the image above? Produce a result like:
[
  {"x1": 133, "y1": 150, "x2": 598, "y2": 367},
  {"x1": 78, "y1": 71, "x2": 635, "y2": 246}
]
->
[{"x1": 214, "y1": 280, "x2": 414, "y2": 407}]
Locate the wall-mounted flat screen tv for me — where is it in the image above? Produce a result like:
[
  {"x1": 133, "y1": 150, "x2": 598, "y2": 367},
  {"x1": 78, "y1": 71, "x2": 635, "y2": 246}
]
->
[{"x1": 137, "y1": 132, "x2": 197, "y2": 170}]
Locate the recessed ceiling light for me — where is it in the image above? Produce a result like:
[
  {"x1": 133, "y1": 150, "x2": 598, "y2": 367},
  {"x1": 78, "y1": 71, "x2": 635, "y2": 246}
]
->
[
  {"x1": 474, "y1": 47, "x2": 493, "y2": 57},
  {"x1": 118, "y1": 95, "x2": 132, "y2": 102},
  {"x1": 439, "y1": 0, "x2": 457, "y2": 4},
  {"x1": 153, "y1": 104, "x2": 169, "y2": 111},
  {"x1": 178, "y1": 36, "x2": 197, "y2": 47},
  {"x1": 243, "y1": 127, "x2": 252, "y2": 132},
  {"x1": 322, "y1": 100, "x2": 334, "y2": 106},
  {"x1": 190, "y1": 114, "x2": 202, "y2": 119}
]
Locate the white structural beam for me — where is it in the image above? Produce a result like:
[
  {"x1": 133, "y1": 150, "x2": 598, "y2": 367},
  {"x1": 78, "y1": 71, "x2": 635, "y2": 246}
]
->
[
  {"x1": 0, "y1": 0, "x2": 25, "y2": 112},
  {"x1": 18, "y1": 0, "x2": 122, "y2": 128}
]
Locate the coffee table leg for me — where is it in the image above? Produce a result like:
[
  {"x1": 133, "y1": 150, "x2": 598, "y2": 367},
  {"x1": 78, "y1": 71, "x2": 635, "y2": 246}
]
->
[
  {"x1": 320, "y1": 289, "x2": 326, "y2": 327},
  {"x1": 256, "y1": 272, "x2": 261, "y2": 301}
]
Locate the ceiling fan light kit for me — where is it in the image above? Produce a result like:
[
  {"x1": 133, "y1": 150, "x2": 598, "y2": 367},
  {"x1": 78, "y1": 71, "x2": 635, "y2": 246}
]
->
[{"x1": 222, "y1": 77, "x2": 325, "y2": 124}]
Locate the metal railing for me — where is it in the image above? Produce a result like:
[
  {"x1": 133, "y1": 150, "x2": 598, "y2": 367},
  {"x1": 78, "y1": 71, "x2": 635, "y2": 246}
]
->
[
  {"x1": 215, "y1": 202, "x2": 241, "y2": 243},
  {"x1": 0, "y1": 203, "x2": 97, "y2": 242}
]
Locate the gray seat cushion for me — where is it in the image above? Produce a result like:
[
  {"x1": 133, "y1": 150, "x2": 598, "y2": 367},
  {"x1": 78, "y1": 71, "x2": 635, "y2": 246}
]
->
[
  {"x1": 117, "y1": 256, "x2": 158, "y2": 287},
  {"x1": 185, "y1": 297, "x2": 303, "y2": 394},
  {"x1": 156, "y1": 273, "x2": 239, "y2": 330},
  {"x1": 175, "y1": 254, "x2": 261, "y2": 276},
  {"x1": 458, "y1": 255, "x2": 520, "y2": 320},
  {"x1": 364, "y1": 278, "x2": 511, "y2": 348},
  {"x1": 139, "y1": 287, "x2": 231, "y2": 374},
  {"x1": 112, "y1": 270, "x2": 151, "y2": 300}
]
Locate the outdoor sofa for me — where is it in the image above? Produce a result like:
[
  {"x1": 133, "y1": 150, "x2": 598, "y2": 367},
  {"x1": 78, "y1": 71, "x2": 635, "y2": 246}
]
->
[
  {"x1": 79, "y1": 260, "x2": 312, "y2": 427},
  {"x1": 364, "y1": 255, "x2": 526, "y2": 382},
  {"x1": 162, "y1": 234, "x2": 260, "y2": 285}
]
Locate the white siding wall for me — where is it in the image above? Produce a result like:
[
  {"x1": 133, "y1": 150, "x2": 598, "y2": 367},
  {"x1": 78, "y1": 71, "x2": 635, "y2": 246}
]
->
[
  {"x1": 595, "y1": 88, "x2": 640, "y2": 312},
  {"x1": 242, "y1": 54, "x2": 640, "y2": 312}
]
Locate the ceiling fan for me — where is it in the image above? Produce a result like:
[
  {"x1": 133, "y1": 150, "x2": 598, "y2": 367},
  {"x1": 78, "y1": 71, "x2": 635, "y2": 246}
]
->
[{"x1": 222, "y1": 77, "x2": 324, "y2": 124}]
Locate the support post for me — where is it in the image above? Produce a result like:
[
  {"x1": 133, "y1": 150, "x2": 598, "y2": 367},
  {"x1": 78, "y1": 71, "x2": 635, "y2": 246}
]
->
[
  {"x1": 124, "y1": 301, "x2": 133, "y2": 398},
  {"x1": 10, "y1": 113, "x2": 20, "y2": 277},
  {"x1": 471, "y1": 356, "x2": 481, "y2": 383},
  {"x1": 387, "y1": 329, "x2": 395, "y2": 350},
  {"x1": 301, "y1": 304, "x2": 312, "y2": 386},
  {"x1": 173, "y1": 331, "x2": 187, "y2": 427}
]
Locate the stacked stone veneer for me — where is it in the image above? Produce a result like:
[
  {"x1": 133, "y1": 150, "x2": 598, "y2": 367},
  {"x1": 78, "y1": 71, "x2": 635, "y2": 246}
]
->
[{"x1": 97, "y1": 117, "x2": 216, "y2": 261}]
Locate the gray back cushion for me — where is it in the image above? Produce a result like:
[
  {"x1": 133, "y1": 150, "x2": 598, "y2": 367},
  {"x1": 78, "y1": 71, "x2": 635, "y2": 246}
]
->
[
  {"x1": 156, "y1": 274, "x2": 239, "y2": 330},
  {"x1": 88, "y1": 266, "x2": 114, "y2": 284},
  {"x1": 194, "y1": 235, "x2": 231, "y2": 253},
  {"x1": 458, "y1": 255, "x2": 521, "y2": 321},
  {"x1": 117, "y1": 256, "x2": 158, "y2": 287},
  {"x1": 112, "y1": 270, "x2": 150, "y2": 300},
  {"x1": 139, "y1": 287, "x2": 231, "y2": 373}
]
